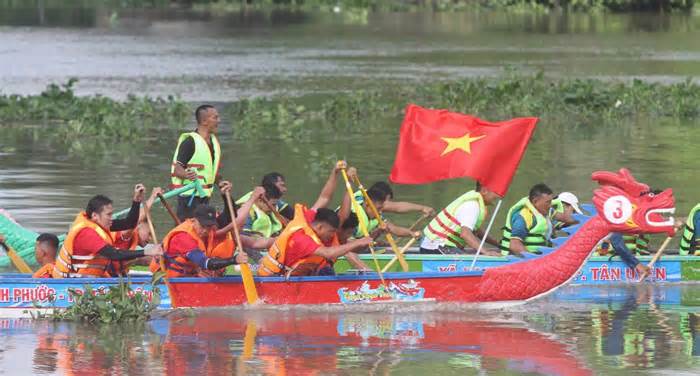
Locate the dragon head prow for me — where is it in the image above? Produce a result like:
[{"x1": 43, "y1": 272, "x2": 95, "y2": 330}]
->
[{"x1": 591, "y1": 168, "x2": 676, "y2": 237}]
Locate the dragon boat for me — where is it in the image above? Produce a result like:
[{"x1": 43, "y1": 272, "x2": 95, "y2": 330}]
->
[{"x1": 0, "y1": 169, "x2": 678, "y2": 314}]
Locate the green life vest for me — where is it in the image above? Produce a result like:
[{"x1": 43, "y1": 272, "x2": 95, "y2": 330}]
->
[
  {"x1": 170, "y1": 132, "x2": 221, "y2": 198},
  {"x1": 423, "y1": 191, "x2": 486, "y2": 248},
  {"x1": 350, "y1": 191, "x2": 382, "y2": 238},
  {"x1": 680, "y1": 204, "x2": 700, "y2": 255},
  {"x1": 236, "y1": 192, "x2": 283, "y2": 238},
  {"x1": 549, "y1": 198, "x2": 566, "y2": 232},
  {"x1": 623, "y1": 234, "x2": 649, "y2": 254},
  {"x1": 500, "y1": 196, "x2": 551, "y2": 255}
]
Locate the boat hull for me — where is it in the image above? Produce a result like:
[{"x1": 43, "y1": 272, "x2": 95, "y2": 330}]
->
[{"x1": 336, "y1": 253, "x2": 698, "y2": 285}]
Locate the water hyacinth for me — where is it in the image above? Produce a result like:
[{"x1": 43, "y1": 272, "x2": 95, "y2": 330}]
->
[
  {"x1": 30, "y1": 274, "x2": 163, "y2": 324},
  {"x1": 3, "y1": 72, "x2": 700, "y2": 146}
]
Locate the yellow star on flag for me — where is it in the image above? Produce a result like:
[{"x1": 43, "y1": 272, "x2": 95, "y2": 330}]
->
[{"x1": 440, "y1": 132, "x2": 486, "y2": 156}]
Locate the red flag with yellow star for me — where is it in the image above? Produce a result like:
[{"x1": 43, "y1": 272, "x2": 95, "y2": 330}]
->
[{"x1": 389, "y1": 104, "x2": 538, "y2": 196}]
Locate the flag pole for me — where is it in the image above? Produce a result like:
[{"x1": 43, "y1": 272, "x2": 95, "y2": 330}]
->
[{"x1": 469, "y1": 199, "x2": 503, "y2": 271}]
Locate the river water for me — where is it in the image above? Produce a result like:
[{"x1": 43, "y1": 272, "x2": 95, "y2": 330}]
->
[{"x1": 1, "y1": 3, "x2": 700, "y2": 375}]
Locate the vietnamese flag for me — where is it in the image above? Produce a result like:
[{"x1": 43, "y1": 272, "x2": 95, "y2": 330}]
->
[{"x1": 389, "y1": 104, "x2": 538, "y2": 196}]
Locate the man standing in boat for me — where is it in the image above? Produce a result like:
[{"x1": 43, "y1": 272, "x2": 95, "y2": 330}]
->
[
  {"x1": 419, "y1": 181, "x2": 501, "y2": 255},
  {"x1": 53, "y1": 184, "x2": 163, "y2": 278},
  {"x1": 170, "y1": 104, "x2": 231, "y2": 220},
  {"x1": 500, "y1": 183, "x2": 555, "y2": 257}
]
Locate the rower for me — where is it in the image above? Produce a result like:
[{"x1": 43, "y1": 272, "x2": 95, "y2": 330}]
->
[
  {"x1": 170, "y1": 104, "x2": 231, "y2": 220},
  {"x1": 110, "y1": 187, "x2": 164, "y2": 277},
  {"x1": 420, "y1": 181, "x2": 501, "y2": 255},
  {"x1": 338, "y1": 172, "x2": 420, "y2": 241},
  {"x1": 550, "y1": 192, "x2": 583, "y2": 232},
  {"x1": 159, "y1": 204, "x2": 249, "y2": 277},
  {"x1": 262, "y1": 172, "x2": 293, "y2": 220},
  {"x1": 52, "y1": 184, "x2": 163, "y2": 278},
  {"x1": 361, "y1": 181, "x2": 435, "y2": 217},
  {"x1": 678, "y1": 203, "x2": 700, "y2": 256},
  {"x1": 607, "y1": 232, "x2": 651, "y2": 275},
  {"x1": 259, "y1": 208, "x2": 372, "y2": 277},
  {"x1": 500, "y1": 183, "x2": 554, "y2": 257},
  {"x1": 258, "y1": 162, "x2": 372, "y2": 277},
  {"x1": 32, "y1": 233, "x2": 59, "y2": 278},
  {"x1": 237, "y1": 183, "x2": 284, "y2": 238}
]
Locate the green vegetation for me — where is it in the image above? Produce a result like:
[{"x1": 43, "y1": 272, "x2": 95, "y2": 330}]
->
[
  {"x1": 4, "y1": 72, "x2": 700, "y2": 146},
  {"x1": 228, "y1": 71, "x2": 700, "y2": 141},
  {"x1": 31, "y1": 276, "x2": 162, "y2": 323},
  {"x1": 0, "y1": 79, "x2": 189, "y2": 140}
]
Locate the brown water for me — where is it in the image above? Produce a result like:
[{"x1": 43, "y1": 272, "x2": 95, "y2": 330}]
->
[
  {"x1": 2, "y1": 286, "x2": 700, "y2": 375},
  {"x1": 1, "y1": 3, "x2": 700, "y2": 374}
]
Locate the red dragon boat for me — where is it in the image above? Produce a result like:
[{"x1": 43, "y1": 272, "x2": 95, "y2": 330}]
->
[
  {"x1": 0, "y1": 168, "x2": 676, "y2": 313},
  {"x1": 166, "y1": 168, "x2": 676, "y2": 308}
]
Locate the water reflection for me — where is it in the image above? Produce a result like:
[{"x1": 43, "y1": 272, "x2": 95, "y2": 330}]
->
[{"x1": 3, "y1": 290, "x2": 700, "y2": 375}]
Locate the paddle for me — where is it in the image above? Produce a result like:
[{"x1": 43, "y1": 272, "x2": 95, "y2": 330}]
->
[
  {"x1": 377, "y1": 213, "x2": 430, "y2": 270},
  {"x1": 113, "y1": 182, "x2": 197, "y2": 218},
  {"x1": 340, "y1": 168, "x2": 385, "y2": 285},
  {"x1": 638, "y1": 236, "x2": 673, "y2": 282},
  {"x1": 157, "y1": 193, "x2": 181, "y2": 226},
  {"x1": 261, "y1": 196, "x2": 290, "y2": 227},
  {"x1": 381, "y1": 237, "x2": 417, "y2": 273},
  {"x1": 0, "y1": 240, "x2": 33, "y2": 274},
  {"x1": 144, "y1": 207, "x2": 171, "y2": 293},
  {"x1": 225, "y1": 191, "x2": 260, "y2": 305},
  {"x1": 350, "y1": 174, "x2": 410, "y2": 272}
]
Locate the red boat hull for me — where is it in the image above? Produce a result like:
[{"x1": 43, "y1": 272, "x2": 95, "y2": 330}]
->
[{"x1": 168, "y1": 271, "x2": 486, "y2": 307}]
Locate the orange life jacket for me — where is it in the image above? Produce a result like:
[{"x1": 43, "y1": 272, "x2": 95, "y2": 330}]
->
[
  {"x1": 199, "y1": 232, "x2": 235, "y2": 277},
  {"x1": 258, "y1": 204, "x2": 338, "y2": 277},
  {"x1": 160, "y1": 219, "x2": 214, "y2": 278},
  {"x1": 110, "y1": 230, "x2": 140, "y2": 277},
  {"x1": 52, "y1": 212, "x2": 114, "y2": 278},
  {"x1": 32, "y1": 263, "x2": 54, "y2": 278}
]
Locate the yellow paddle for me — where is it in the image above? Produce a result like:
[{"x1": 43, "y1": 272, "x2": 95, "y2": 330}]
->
[
  {"x1": 381, "y1": 237, "x2": 417, "y2": 273},
  {"x1": 638, "y1": 236, "x2": 673, "y2": 282},
  {"x1": 0, "y1": 240, "x2": 33, "y2": 274},
  {"x1": 379, "y1": 214, "x2": 430, "y2": 272},
  {"x1": 350, "y1": 174, "x2": 410, "y2": 272},
  {"x1": 225, "y1": 191, "x2": 260, "y2": 305},
  {"x1": 340, "y1": 168, "x2": 385, "y2": 285},
  {"x1": 144, "y1": 207, "x2": 172, "y2": 294}
]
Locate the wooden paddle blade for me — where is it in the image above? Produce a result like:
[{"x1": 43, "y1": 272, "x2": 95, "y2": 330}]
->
[
  {"x1": 1, "y1": 242, "x2": 33, "y2": 274},
  {"x1": 240, "y1": 264, "x2": 259, "y2": 304},
  {"x1": 225, "y1": 192, "x2": 260, "y2": 305}
]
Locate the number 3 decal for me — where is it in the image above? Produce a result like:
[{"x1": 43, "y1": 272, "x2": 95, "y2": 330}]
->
[{"x1": 604, "y1": 196, "x2": 632, "y2": 224}]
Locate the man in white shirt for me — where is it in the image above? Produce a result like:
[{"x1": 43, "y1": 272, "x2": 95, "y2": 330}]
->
[{"x1": 420, "y1": 181, "x2": 501, "y2": 255}]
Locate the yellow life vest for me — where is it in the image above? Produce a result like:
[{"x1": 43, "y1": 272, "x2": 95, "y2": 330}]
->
[{"x1": 170, "y1": 132, "x2": 221, "y2": 198}]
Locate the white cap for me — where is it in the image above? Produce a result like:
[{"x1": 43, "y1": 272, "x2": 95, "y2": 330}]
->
[{"x1": 558, "y1": 192, "x2": 582, "y2": 214}]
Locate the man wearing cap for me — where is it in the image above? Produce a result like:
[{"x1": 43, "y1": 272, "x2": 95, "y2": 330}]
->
[
  {"x1": 550, "y1": 192, "x2": 583, "y2": 233},
  {"x1": 420, "y1": 181, "x2": 501, "y2": 255},
  {"x1": 160, "y1": 204, "x2": 250, "y2": 277}
]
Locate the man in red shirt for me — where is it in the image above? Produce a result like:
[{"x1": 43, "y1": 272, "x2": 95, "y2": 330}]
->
[
  {"x1": 162, "y1": 204, "x2": 249, "y2": 277},
  {"x1": 283, "y1": 208, "x2": 373, "y2": 276},
  {"x1": 53, "y1": 184, "x2": 163, "y2": 278}
]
